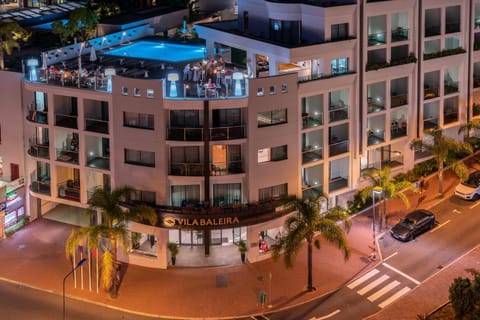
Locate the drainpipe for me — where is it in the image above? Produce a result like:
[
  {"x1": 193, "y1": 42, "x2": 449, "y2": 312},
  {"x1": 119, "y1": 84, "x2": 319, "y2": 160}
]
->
[
  {"x1": 416, "y1": 0, "x2": 423, "y2": 138},
  {"x1": 467, "y1": 0, "x2": 473, "y2": 122}
]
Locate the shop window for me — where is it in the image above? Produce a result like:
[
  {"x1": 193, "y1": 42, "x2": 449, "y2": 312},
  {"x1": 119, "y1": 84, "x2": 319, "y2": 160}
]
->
[{"x1": 121, "y1": 86, "x2": 128, "y2": 95}]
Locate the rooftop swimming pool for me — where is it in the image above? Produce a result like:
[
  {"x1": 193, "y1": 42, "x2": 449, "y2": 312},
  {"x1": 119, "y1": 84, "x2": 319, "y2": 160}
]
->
[{"x1": 103, "y1": 41, "x2": 207, "y2": 63}]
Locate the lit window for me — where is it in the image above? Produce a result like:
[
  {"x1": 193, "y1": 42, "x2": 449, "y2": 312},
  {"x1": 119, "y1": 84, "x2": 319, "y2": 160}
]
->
[
  {"x1": 146, "y1": 89, "x2": 154, "y2": 98},
  {"x1": 121, "y1": 86, "x2": 128, "y2": 95},
  {"x1": 257, "y1": 88, "x2": 264, "y2": 96}
]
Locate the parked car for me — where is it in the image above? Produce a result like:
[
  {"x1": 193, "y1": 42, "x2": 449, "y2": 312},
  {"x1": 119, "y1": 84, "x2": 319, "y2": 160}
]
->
[
  {"x1": 454, "y1": 170, "x2": 480, "y2": 200},
  {"x1": 390, "y1": 209, "x2": 436, "y2": 242}
]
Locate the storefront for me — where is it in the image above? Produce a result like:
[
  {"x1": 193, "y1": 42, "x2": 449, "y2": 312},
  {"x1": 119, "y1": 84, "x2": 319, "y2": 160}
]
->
[{"x1": 0, "y1": 178, "x2": 26, "y2": 236}]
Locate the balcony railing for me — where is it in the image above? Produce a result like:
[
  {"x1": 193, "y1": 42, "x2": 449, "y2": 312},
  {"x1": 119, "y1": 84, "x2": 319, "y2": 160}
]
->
[
  {"x1": 85, "y1": 118, "x2": 109, "y2": 134},
  {"x1": 58, "y1": 180, "x2": 80, "y2": 202},
  {"x1": 329, "y1": 139, "x2": 349, "y2": 157},
  {"x1": 211, "y1": 160, "x2": 244, "y2": 176},
  {"x1": 391, "y1": 28, "x2": 409, "y2": 42},
  {"x1": 26, "y1": 110, "x2": 48, "y2": 124},
  {"x1": 444, "y1": 111, "x2": 458, "y2": 124},
  {"x1": 55, "y1": 114, "x2": 78, "y2": 129},
  {"x1": 302, "y1": 184, "x2": 323, "y2": 199},
  {"x1": 302, "y1": 146, "x2": 323, "y2": 164},
  {"x1": 367, "y1": 130, "x2": 385, "y2": 146},
  {"x1": 368, "y1": 32, "x2": 387, "y2": 46},
  {"x1": 30, "y1": 180, "x2": 51, "y2": 195},
  {"x1": 329, "y1": 176, "x2": 348, "y2": 192},
  {"x1": 391, "y1": 126, "x2": 407, "y2": 139},
  {"x1": 210, "y1": 125, "x2": 245, "y2": 140},
  {"x1": 167, "y1": 127, "x2": 203, "y2": 141},
  {"x1": 170, "y1": 163, "x2": 203, "y2": 176},
  {"x1": 302, "y1": 112, "x2": 323, "y2": 129},
  {"x1": 328, "y1": 106, "x2": 348, "y2": 123},
  {"x1": 87, "y1": 155, "x2": 110, "y2": 170},
  {"x1": 28, "y1": 140, "x2": 49, "y2": 159},
  {"x1": 56, "y1": 148, "x2": 79, "y2": 164},
  {"x1": 423, "y1": 117, "x2": 439, "y2": 129},
  {"x1": 391, "y1": 93, "x2": 408, "y2": 107}
]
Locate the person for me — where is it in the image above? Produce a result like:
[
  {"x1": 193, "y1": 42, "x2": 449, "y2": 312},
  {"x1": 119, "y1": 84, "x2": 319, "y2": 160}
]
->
[
  {"x1": 261, "y1": 241, "x2": 268, "y2": 252},
  {"x1": 183, "y1": 63, "x2": 190, "y2": 80},
  {"x1": 419, "y1": 175, "x2": 425, "y2": 193}
]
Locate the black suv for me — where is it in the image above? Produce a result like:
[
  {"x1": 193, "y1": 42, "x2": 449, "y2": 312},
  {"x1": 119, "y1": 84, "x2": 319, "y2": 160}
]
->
[{"x1": 390, "y1": 209, "x2": 436, "y2": 242}]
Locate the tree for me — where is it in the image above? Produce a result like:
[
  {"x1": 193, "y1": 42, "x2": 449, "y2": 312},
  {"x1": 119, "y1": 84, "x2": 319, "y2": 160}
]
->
[
  {"x1": 271, "y1": 195, "x2": 351, "y2": 292},
  {"x1": 458, "y1": 118, "x2": 480, "y2": 139},
  {"x1": 449, "y1": 269, "x2": 480, "y2": 319},
  {"x1": 410, "y1": 128, "x2": 472, "y2": 196},
  {"x1": 65, "y1": 186, "x2": 157, "y2": 295},
  {"x1": 360, "y1": 166, "x2": 414, "y2": 229},
  {"x1": 0, "y1": 21, "x2": 30, "y2": 70},
  {"x1": 52, "y1": 8, "x2": 99, "y2": 45}
]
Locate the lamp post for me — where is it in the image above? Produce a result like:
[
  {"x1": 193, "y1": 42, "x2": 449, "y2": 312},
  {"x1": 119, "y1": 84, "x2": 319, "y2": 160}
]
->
[
  {"x1": 371, "y1": 186, "x2": 383, "y2": 261},
  {"x1": 63, "y1": 258, "x2": 87, "y2": 320}
]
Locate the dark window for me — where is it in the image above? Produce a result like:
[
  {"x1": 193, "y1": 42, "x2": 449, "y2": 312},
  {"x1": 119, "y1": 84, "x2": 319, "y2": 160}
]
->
[
  {"x1": 124, "y1": 112, "x2": 154, "y2": 130},
  {"x1": 259, "y1": 183, "x2": 287, "y2": 202},
  {"x1": 125, "y1": 149, "x2": 155, "y2": 167},
  {"x1": 331, "y1": 23, "x2": 349, "y2": 41},
  {"x1": 129, "y1": 190, "x2": 156, "y2": 205}
]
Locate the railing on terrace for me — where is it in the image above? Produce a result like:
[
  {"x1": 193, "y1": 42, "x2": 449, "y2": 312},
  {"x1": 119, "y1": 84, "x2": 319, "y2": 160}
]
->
[
  {"x1": 302, "y1": 112, "x2": 323, "y2": 129},
  {"x1": 211, "y1": 125, "x2": 245, "y2": 140},
  {"x1": 211, "y1": 160, "x2": 244, "y2": 175},
  {"x1": 302, "y1": 147, "x2": 323, "y2": 164},
  {"x1": 28, "y1": 142, "x2": 50, "y2": 160},
  {"x1": 329, "y1": 106, "x2": 349, "y2": 122},
  {"x1": 298, "y1": 71, "x2": 355, "y2": 83},
  {"x1": 58, "y1": 181, "x2": 80, "y2": 202},
  {"x1": 170, "y1": 163, "x2": 203, "y2": 176},
  {"x1": 55, "y1": 114, "x2": 78, "y2": 129},
  {"x1": 163, "y1": 77, "x2": 249, "y2": 100},
  {"x1": 30, "y1": 180, "x2": 51, "y2": 195},
  {"x1": 86, "y1": 155, "x2": 110, "y2": 170},
  {"x1": 167, "y1": 127, "x2": 203, "y2": 141},
  {"x1": 391, "y1": 28, "x2": 409, "y2": 42},
  {"x1": 85, "y1": 118, "x2": 109, "y2": 134},
  {"x1": 26, "y1": 109, "x2": 48, "y2": 124},
  {"x1": 56, "y1": 148, "x2": 79, "y2": 164},
  {"x1": 368, "y1": 32, "x2": 387, "y2": 46},
  {"x1": 329, "y1": 139, "x2": 349, "y2": 157}
]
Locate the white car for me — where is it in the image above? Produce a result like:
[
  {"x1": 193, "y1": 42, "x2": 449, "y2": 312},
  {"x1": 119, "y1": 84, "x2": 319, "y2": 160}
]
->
[{"x1": 455, "y1": 170, "x2": 480, "y2": 200}]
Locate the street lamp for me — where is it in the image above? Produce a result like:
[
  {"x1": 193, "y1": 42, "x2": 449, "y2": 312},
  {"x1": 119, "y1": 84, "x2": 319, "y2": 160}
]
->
[
  {"x1": 371, "y1": 186, "x2": 383, "y2": 261},
  {"x1": 63, "y1": 258, "x2": 87, "y2": 320}
]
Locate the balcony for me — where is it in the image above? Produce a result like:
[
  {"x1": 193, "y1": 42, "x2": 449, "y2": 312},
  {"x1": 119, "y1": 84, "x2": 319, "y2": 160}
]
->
[
  {"x1": 302, "y1": 112, "x2": 323, "y2": 129},
  {"x1": 391, "y1": 28, "x2": 409, "y2": 42},
  {"x1": 423, "y1": 117, "x2": 439, "y2": 130},
  {"x1": 56, "y1": 148, "x2": 79, "y2": 164},
  {"x1": 391, "y1": 126, "x2": 407, "y2": 139},
  {"x1": 55, "y1": 113, "x2": 78, "y2": 129},
  {"x1": 58, "y1": 180, "x2": 80, "y2": 202},
  {"x1": 329, "y1": 176, "x2": 348, "y2": 192},
  {"x1": 28, "y1": 141, "x2": 49, "y2": 160},
  {"x1": 328, "y1": 139, "x2": 349, "y2": 157},
  {"x1": 170, "y1": 163, "x2": 203, "y2": 176},
  {"x1": 167, "y1": 127, "x2": 203, "y2": 141},
  {"x1": 87, "y1": 154, "x2": 110, "y2": 170},
  {"x1": 302, "y1": 146, "x2": 323, "y2": 164},
  {"x1": 211, "y1": 160, "x2": 244, "y2": 176},
  {"x1": 391, "y1": 93, "x2": 408, "y2": 108},
  {"x1": 210, "y1": 126, "x2": 245, "y2": 141},
  {"x1": 30, "y1": 180, "x2": 51, "y2": 195},
  {"x1": 26, "y1": 109, "x2": 48, "y2": 124},
  {"x1": 85, "y1": 118, "x2": 108, "y2": 134},
  {"x1": 302, "y1": 184, "x2": 323, "y2": 199},
  {"x1": 367, "y1": 130, "x2": 385, "y2": 146},
  {"x1": 368, "y1": 32, "x2": 386, "y2": 46},
  {"x1": 328, "y1": 105, "x2": 348, "y2": 123}
]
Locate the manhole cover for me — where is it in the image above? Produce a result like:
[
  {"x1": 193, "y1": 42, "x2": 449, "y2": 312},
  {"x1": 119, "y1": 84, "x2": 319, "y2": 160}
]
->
[
  {"x1": 216, "y1": 274, "x2": 228, "y2": 288},
  {"x1": 18, "y1": 244, "x2": 27, "y2": 249}
]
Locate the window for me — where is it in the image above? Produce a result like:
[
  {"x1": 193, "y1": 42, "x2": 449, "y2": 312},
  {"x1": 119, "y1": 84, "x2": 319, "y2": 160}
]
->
[
  {"x1": 124, "y1": 112, "x2": 154, "y2": 130},
  {"x1": 146, "y1": 89, "x2": 154, "y2": 98},
  {"x1": 281, "y1": 84, "x2": 288, "y2": 93},
  {"x1": 125, "y1": 149, "x2": 155, "y2": 167},
  {"x1": 331, "y1": 23, "x2": 349, "y2": 41},
  {"x1": 257, "y1": 88, "x2": 264, "y2": 96},
  {"x1": 121, "y1": 86, "x2": 128, "y2": 95},
  {"x1": 134, "y1": 88, "x2": 141, "y2": 96},
  {"x1": 259, "y1": 183, "x2": 287, "y2": 202},
  {"x1": 331, "y1": 58, "x2": 349, "y2": 75},
  {"x1": 269, "y1": 85, "x2": 276, "y2": 95},
  {"x1": 257, "y1": 109, "x2": 287, "y2": 128},
  {"x1": 258, "y1": 145, "x2": 288, "y2": 163},
  {"x1": 171, "y1": 185, "x2": 200, "y2": 207},
  {"x1": 129, "y1": 190, "x2": 156, "y2": 205}
]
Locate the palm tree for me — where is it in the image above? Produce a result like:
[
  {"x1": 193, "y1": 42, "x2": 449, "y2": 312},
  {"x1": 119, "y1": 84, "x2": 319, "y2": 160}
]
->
[
  {"x1": 410, "y1": 128, "x2": 472, "y2": 196},
  {"x1": 360, "y1": 166, "x2": 414, "y2": 229},
  {"x1": 65, "y1": 186, "x2": 157, "y2": 295},
  {"x1": 458, "y1": 118, "x2": 480, "y2": 139},
  {"x1": 271, "y1": 195, "x2": 351, "y2": 292},
  {"x1": 0, "y1": 21, "x2": 30, "y2": 70}
]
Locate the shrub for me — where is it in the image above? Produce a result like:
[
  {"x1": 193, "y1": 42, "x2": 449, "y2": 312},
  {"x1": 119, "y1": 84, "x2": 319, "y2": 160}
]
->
[{"x1": 449, "y1": 271, "x2": 480, "y2": 319}]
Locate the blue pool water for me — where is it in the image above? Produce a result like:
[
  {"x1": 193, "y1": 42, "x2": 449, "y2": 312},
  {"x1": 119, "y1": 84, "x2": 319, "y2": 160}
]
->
[{"x1": 104, "y1": 41, "x2": 207, "y2": 63}]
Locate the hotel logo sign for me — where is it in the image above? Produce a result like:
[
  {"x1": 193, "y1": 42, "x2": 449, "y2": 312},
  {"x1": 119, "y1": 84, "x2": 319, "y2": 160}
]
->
[{"x1": 162, "y1": 215, "x2": 240, "y2": 228}]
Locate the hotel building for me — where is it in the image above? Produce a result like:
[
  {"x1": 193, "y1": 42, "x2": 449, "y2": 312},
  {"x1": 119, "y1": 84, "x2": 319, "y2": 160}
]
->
[{"x1": 1, "y1": 0, "x2": 479, "y2": 268}]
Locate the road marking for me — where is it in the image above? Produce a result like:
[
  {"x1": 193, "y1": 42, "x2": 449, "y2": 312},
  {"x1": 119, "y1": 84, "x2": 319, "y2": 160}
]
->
[
  {"x1": 367, "y1": 280, "x2": 400, "y2": 302},
  {"x1": 378, "y1": 287, "x2": 411, "y2": 308},
  {"x1": 308, "y1": 309, "x2": 341, "y2": 320},
  {"x1": 347, "y1": 269, "x2": 380, "y2": 289},
  {"x1": 357, "y1": 275, "x2": 390, "y2": 295},
  {"x1": 470, "y1": 201, "x2": 480, "y2": 209},
  {"x1": 430, "y1": 220, "x2": 450, "y2": 233},
  {"x1": 382, "y1": 263, "x2": 420, "y2": 285},
  {"x1": 383, "y1": 252, "x2": 398, "y2": 262},
  {"x1": 452, "y1": 209, "x2": 461, "y2": 214}
]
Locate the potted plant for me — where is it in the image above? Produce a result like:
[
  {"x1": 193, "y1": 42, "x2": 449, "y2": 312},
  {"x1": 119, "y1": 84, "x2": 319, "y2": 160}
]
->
[
  {"x1": 167, "y1": 242, "x2": 179, "y2": 266},
  {"x1": 238, "y1": 240, "x2": 247, "y2": 263}
]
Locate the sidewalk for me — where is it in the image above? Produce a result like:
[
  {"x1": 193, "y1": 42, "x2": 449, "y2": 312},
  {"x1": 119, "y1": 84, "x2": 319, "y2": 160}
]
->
[{"x1": 0, "y1": 162, "x2": 473, "y2": 319}]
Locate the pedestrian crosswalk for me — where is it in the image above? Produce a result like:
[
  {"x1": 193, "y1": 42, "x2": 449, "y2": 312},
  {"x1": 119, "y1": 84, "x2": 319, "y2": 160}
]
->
[{"x1": 347, "y1": 267, "x2": 413, "y2": 309}]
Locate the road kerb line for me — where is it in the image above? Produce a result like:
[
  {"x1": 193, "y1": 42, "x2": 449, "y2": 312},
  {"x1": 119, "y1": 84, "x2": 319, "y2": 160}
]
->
[
  {"x1": 382, "y1": 263, "x2": 420, "y2": 285},
  {"x1": 430, "y1": 220, "x2": 450, "y2": 233},
  {"x1": 309, "y1": 309, "x2": 341, "y2": 320},
  {"x1": 383, "y1": 252, "x2": 398, "y2": 262},
  {"x1": 470, "y1": 201, "x2": 480, "y2": 210}
]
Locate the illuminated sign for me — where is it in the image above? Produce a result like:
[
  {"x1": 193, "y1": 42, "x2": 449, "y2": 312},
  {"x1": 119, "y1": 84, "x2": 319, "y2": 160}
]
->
[{"x1": 162, "y1": 215, "x2": 240, "y2": 228}]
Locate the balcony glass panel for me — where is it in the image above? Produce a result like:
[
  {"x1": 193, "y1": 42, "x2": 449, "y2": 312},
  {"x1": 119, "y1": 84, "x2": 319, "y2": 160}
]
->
[
  {"x1": 475, "y1": 33, "x2": 480, "y2": 51},
  {"x1": 445, "y1": 6, "x2": 460, "y2": 33},
  {"x1": 302, "y1": 165, "x2": 323, "y2": 198},
  {"x1": 170, "y1": 163, "x2": 203, "y2": 176},
  {"x1": 210, "y1": 126, "x2": 245, "y2": 140},
  {"x1": 444, "y1": 96, "x2": 459, "y2": 125},
  {"x1": 445, "y1": 36, "x2": 461, "y2": 51},
  {"x1": 425, "y1": 8, "x2": 441, "y2": 37},
  {"x1": 391, "y1": 28, "x2": 408, "y2": 42},
  {"x1": 424, "y1": 101, "x2": 440, "y2": 129},
  {"x1": 167, "y1": 128, "x2": 203, "y2": 141},
  {"x1": 302, "y1": 94, "x2": 323, "y2": 129},
  {"x1": 367, "y1": 15, "x2": 386, "y2": 46},
  {"x1": 367, "y1": 82, "x2": 385, "y2": 113},
  {"x1": 55, "y1": 114, "x2": 78, "y2": 129},
  {"x1": 26, "y1": 109, "x2": 48, "y2": 124},
  {"x1": 58, "y1": 180, "x2": 80, "y2": 202},
  {"x1": 85, "y1": 118, "x2": 108, "y2": 134},
  {"x1": 56, "y1": 148, "x2": 79, "y2": 164},
  {"x1": 329, "y1": 90, "x2": 349, "y2": 123},
  {"x1": 444, "y1": 67, "x2": 459, "y2": 95},
  {"x1": 87, "y1": 155, "x2": 110, "y2": 170},
  {"x1": 329, "y1": 157, "x2": 349, "y2": 192}
]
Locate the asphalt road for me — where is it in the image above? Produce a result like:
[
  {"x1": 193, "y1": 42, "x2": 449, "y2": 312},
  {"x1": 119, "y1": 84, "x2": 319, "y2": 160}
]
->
[
  {"x1": 258, "y1": 194, "x2": 480, "y2": 320},
  {"x1": 0, "y1": 280, "x2": 166, "y2": 320}
]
